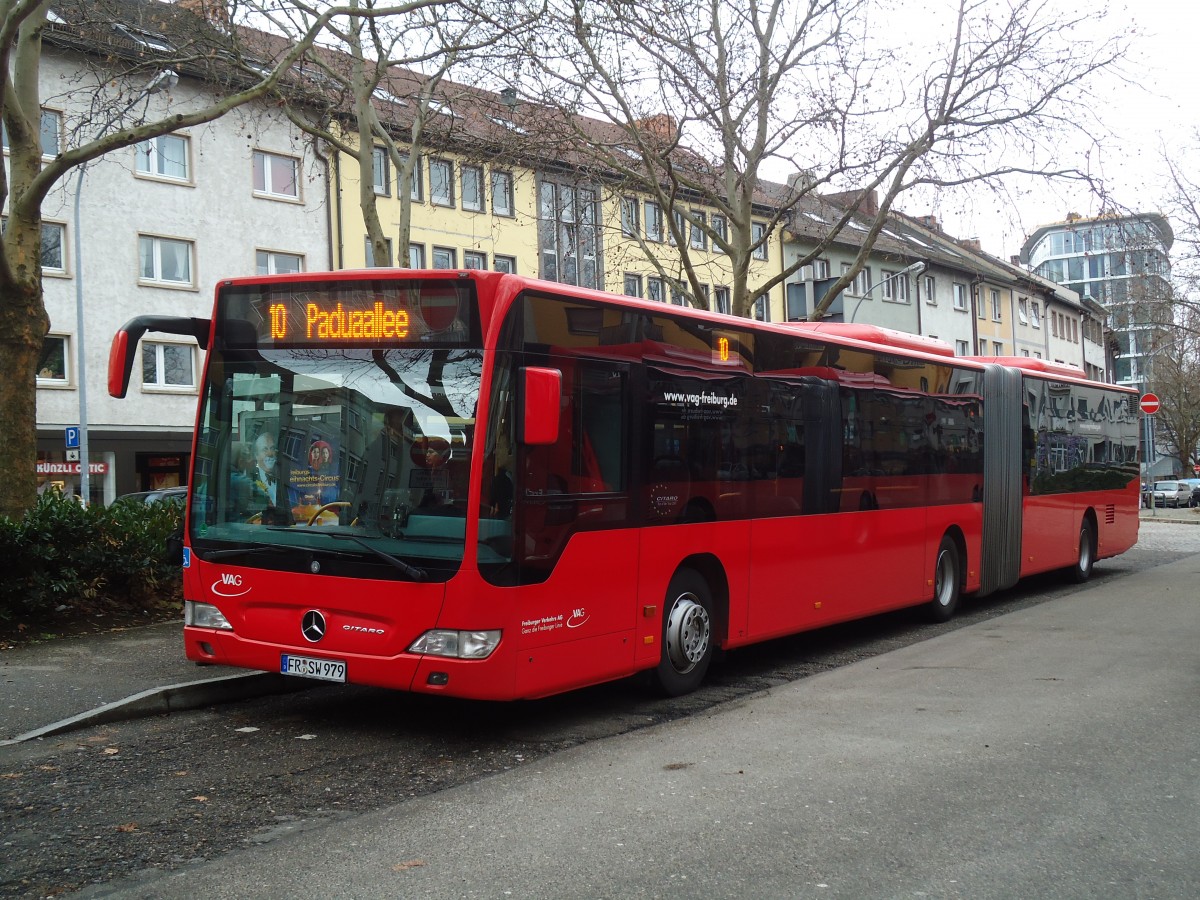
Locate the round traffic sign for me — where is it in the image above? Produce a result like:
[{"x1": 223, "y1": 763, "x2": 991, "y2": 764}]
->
[{"x1": 1139, "y1": 392, "x2": 1160, "y2": 415}]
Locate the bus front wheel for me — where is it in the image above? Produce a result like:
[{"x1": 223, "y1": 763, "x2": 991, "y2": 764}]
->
[
  {"x1": 654, "y1": 569, "x2": 714, "y2": 696},
  {"x1": 925, "y1": 535, "x2": 961, "y2": 623},
  {"x1": 1068, "y1": 518, "x2": 1095, "y2": 583}
]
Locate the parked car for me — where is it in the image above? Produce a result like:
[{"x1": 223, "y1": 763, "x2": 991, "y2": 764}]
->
[
  {"x1": 1151, "y1": 480, "x2": 1191, "y2": 508},
  {"x1": 1179, "y1": 478, "x2": 1200, "y2": 508},
  {"x1": 116, "y1": 486, "x2": 188, "y2": 507}
]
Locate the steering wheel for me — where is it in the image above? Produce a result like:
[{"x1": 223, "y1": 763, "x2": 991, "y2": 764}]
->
[{"x1": 307, "y1": 501, "x2": 352, "y2": 526}]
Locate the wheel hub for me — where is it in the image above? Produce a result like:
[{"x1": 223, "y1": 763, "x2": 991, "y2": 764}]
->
[{"x1": 665, "y1": 593, "x2": 711, "y2": 673}]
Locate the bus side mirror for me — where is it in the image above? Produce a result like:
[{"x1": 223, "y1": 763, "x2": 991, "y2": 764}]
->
[
  {"x1": 520, "y1": 367, "x2": 561, "y2": 445},
  {"x1": 109, "y1": 315, "x2": 210, "y2": 398}
]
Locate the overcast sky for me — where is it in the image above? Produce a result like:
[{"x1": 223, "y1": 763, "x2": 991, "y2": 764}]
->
[{"x1": 912, "y1": 0, "x2": 1199, "y2": 262}]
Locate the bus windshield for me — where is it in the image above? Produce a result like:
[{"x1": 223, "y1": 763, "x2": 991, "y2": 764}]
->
[{"x1": 189, "y1": 277, "x2": 483, "y2": 578}]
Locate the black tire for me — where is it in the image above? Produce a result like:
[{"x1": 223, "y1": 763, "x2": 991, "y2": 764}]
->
[
  {"x1": 1068, "y1": 517, "x2": 1095, "y2": 583},
  {"x1": 925, "y1": 535, "x2": 961, "y2": 623},
  {"x1": 653, "y1": 569, "x2": 715, "y2": 696}
]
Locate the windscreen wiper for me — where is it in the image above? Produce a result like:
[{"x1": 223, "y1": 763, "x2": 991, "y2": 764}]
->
[
  {"x1": 274, "y1": 532, "x2": 429, "y2": 580},
  {"x1": 320, "y1": 533, "x2": 428, "y2": 581},
  {"x1": 199, "y1": 542, "x2": 291, "y2": 562}
]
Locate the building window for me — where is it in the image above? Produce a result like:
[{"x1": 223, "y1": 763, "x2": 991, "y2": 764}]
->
[
  {"x1": 1018, "y1": 296, "x2": 1029, "y2": 325},
  {"x1": 493, "y1": 255, "x2": 516, "y2": 274},
  {"x1": 142, "y1": 341, "x2": 195, "y2": 389},
  {"x1": 40, "y1": 109, "x2": 62, "y2": 157},
  {"x1": 464, "y1": 250, "x2": 486, "y2": 269},
  {"x1": 491, "y1": 171, "x2": 513, "y2": 216},
  {"x1": 364, "y1": 236, "x2": 393, "y2": 266},
  {"x1": 994, "y1": 341, "x2": 1004, "y2": 355},
  {"x1": 40, "y1": 222, "x2": 65, "y2": 273},
  {"x1": 138, "y1": 235, "x2": 193, "y2": 285},
  {"x1": 645, "y1": 201, "x2": 663, "y2": 242},
  {"x1": 647, "y1": 276, "x2": 665, "y2": 302},
  {"x1": 37, "y1": 334, "x2": 69, "y2": 383},
  {"x1": 429, "y1": 159, "x2": 454, "y2": 206},
  {"x1": 136, "y1": 134, "x2": 189, "y2": 181},
  {"x1": 670, "y1": 281, "x2": 688, "y2": 306},
  {"x1": 955, "y1": 339, "x2": 969, "y2": 356},
  {"x1": 1031, "y1": 301, "x2": 1041, "y2": 328},
  {"x1": 752, "y1": 222, "x2": 768, "y2": 260},
  {"x1": 991, "y1": 289, "x2": 1002, "y2": 321},
  {"x1": 753, "y1": 293, "x2": 771, "y2": 321},
  {"x1": 371, "y1": 147, "x2": 390, "y2": 196},
  {"x1": 0, "y1": 217, "x2": 64, "y2": 272},
  {"x1": 539, "y1": 180, "x2": 600, "y2": 288},
  {"x1": 621, "y1": 197, "x2": 640, "y2": 237},
  {"x1": 923, "y1": 275, "x2": 936, "y2": 305},
  {"x1": 953, "y1": 282, "x2": 968, "y2": 311},
  {"x1": 689, "y1": 211, "x2": 707, "y2": 250},
  {"x1": 711, "y1": 214, "x2": 728, "y2": 254},
  {"x1": 883, "y1": 271, "x2": 910, "y2": 302},
  {"x1": 255, "y1": 250, "x2": 303, "y2": 275},
  {"x1": 432, "y1": 246, "x2": 456, "y2": 269},
  {"x1": 814, "y1": 258, "x2": 831, "y2": 279},
  {"x1": 252, "y1": 150, "x2": 300, "y2": 200},
  {"x1": 623, "y1": 273, "x2": 643, "y2": 297},
  {"x1": 715, "y1": 286, "x2": 731, "y2": 315},
  {"x1": 462, "y1": 165, "x2": 483, "y2": 212},
  {"x1": 404, "y1": 155, "x2": 423, "y2": 201},
  {"x1": 2, "y1": 108, "x2": 61, "y2": 157},
  {"x1": 408, "y1": 243, "x2": 425, "y2": 268}
]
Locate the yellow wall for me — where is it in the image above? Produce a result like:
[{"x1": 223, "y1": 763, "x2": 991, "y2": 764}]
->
[
  {"x1": 330, "y1": 135, "x2": 782, "y2": 320},
  {"x1": 599, "y1": 195, "x2": 781, "y2": 320},
  {"x1": 334, "y1": 145, "x2": 540, "y2": 277}
]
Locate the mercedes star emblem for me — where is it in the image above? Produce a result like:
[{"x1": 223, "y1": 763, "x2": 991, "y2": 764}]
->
[{"x1": 301, "y1": 610, "x2": 327, "y2": 643}]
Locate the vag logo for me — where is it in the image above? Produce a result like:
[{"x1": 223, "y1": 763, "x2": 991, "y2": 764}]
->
[{"x1": 211, "y1": 572, "x2": 250, "y2": 598}]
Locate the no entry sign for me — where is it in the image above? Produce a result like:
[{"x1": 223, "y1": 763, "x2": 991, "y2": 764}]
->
[{"x1": 1139, "y1": 393, "x2": 1160, "y2": 415}]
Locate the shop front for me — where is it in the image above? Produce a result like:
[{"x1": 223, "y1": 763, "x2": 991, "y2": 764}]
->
[
  {"x1": 36, "y1": 454, "x2": 115, "y2": 505},
  {"x1": 36, "y1": 428, "x2": 192, "y2": 506}
]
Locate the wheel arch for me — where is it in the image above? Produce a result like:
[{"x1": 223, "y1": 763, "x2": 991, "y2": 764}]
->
[
  {"x1": 941, "y1": 525, "x2": 968, "y2": 595},
  {"x1": 674, "y1": 552, "x2": 729, "y2": 647}
]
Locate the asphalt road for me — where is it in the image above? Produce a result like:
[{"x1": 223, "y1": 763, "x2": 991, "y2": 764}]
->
[
  {"x1": 1, "y1": 521, "x2": 1197, "y2": 898},
  {"x1": 101, "y1": 552, "x2": 1200, "y2": 900}
]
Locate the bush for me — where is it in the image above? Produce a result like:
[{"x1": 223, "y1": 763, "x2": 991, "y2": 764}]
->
[{"x1": 0, "y1": 491, "x2": 183, "y2": 624}]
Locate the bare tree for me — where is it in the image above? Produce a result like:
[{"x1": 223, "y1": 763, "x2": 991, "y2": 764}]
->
[
  {"x1": 245, "y1": 0, "x2": 543, "y2": 269},
  {"x1": 1163, "y1": 139, "x2": 1200, "y2": 335},
  {"x1": 1147, "y1": 317, "x2": 1200, "y2": 476},
  {"x1": 519, "y1": 0, "x2": 1126, "y2": 318},
  {"x1": 0, "y1": 0, "x2": 435, "y2": 518}
]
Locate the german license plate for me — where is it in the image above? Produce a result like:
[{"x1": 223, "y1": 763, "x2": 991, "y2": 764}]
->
[{"x1": 280, "y1": 654, "x2": 346, "y2": 683}]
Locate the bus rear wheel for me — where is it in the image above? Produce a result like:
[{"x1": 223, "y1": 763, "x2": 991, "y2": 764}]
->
[
  {"x1": 1068, "y1": 518, "x2": 1095, "y2": 584},
  {"x1": 925, "y1": 535, "x2": 961, "y2": 623},
  {"x1": 654, "y1": 569, "x2": 714, "y2": 696}
]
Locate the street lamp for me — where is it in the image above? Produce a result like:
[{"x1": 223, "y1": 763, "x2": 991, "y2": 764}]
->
[
  {"x1": 848, "y1": 260, "x2": 927, "y2": 323},
  {"x1": 73, "y1": 69, "x2": 178, "y2": 506}
]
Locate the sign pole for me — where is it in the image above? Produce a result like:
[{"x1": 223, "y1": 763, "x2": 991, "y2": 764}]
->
[{"x1": 1140, "y1": 393, "x2": 1160, "y2": 516}]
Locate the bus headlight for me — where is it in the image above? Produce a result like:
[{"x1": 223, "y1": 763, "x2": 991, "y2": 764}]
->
[
  {"x1": 408, "y1": 629, "x2": 501, "y2": 659},
  {"x1": 185, "y1": 601, "x2": 233, "y2": 631}
]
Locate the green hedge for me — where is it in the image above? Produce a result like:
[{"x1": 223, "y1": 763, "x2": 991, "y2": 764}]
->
[{"x1": 0, "y1": 491, "x2": 183, "y2": 622}]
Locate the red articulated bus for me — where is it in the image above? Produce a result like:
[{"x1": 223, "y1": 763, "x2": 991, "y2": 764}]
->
[{"x1": 109, "y1": 270, "x2": 1140, "y2": 699}]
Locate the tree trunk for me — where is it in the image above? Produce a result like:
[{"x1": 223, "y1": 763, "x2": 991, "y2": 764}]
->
[{"x1": 0, "y1": 278, "x2": 49, "y2": 519}]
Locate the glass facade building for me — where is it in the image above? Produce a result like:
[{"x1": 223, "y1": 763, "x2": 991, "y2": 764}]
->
[{"x1": 1021, "y1": 212, "x2": 1173, "y2": 391}]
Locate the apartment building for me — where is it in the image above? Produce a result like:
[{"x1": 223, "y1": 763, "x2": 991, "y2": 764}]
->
[{"x1": 32, "y1": 35, "x2": 330, "y2": 503}]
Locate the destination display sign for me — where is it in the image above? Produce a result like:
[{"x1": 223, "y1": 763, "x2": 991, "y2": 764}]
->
[{"x1": 225, "y1": 279, "x2": 474, "y2": 347}]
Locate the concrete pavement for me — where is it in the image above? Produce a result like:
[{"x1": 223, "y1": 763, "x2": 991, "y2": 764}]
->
[
  {"x1": 64, "y1": 534, "x2": 1200, "y2": 899},
  {"x1": 0, "y1": 621, "x2": 297, "y2": 746}
]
